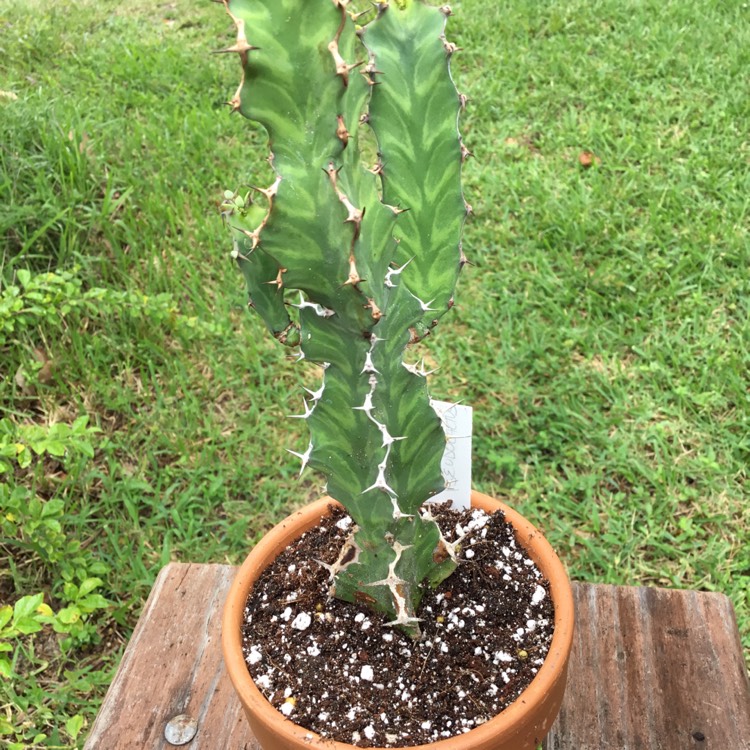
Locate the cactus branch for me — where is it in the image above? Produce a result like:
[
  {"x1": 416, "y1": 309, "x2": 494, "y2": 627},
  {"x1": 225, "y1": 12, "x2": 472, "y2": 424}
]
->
[{"x1": 218, "y1": 0, "x2": 468, "y2": 636}]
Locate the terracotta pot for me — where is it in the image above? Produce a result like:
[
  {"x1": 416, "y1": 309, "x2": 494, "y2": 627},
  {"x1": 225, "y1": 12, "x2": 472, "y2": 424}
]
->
[{"x1": 223, "y1": 491, "x2": 575, "y2": 750}]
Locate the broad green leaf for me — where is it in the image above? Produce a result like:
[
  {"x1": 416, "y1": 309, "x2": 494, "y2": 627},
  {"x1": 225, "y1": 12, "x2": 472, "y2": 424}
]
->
[
  {"x1": 40, "y1": 498, "x2": 65, "y2": 518},
  {"x1": 65, "y1": 715, "x2": 84, "y2": 740},
  {"x1": 16, "y1": 445, "x2": 32, "y2": 468},
  {"x1": 71, "y1": 415, "x2": 89, "y2": 431},
  {"x1": 44, "y1": 440, "x2": 67, "y2": 457},
  {"x1": 13, "y1": 593, "x2": 44, "y2": 621},
  {"x1": 57, "y1": 606, "x2": 81, "y2": 625},
  {"x1": 78, "y1": 577, "x2": 103, "y2": 598},
  {"x1": 0, "y1": 605, "x2": 12, "y2": 629},
  {"x1": 0, "y1": 714, "x2": 15, "y2": 733},
  {"x1": 12, "y1": 617, "x2": 43, "y2": 635},
  {"x1": 78, "y1": 440, "x2": 95, "y2": 458},
  {"x1": 0, "y1": 658, "x2": 12, "y2": 679},
  {"x1": 78, "y1": 594, "x2": 109, "y2": 611},
  {"x1": 63, "y1": 582, "x2": 79, "y2": 600}
]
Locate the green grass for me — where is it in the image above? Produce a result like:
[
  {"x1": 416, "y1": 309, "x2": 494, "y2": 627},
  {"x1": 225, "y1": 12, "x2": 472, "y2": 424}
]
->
[{"x1": 0, "y1": 0, "x2": 748, "y2": 745}]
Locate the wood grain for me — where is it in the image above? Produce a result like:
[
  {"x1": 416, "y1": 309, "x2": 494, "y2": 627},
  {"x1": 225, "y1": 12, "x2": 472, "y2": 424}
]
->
[
  {"x1": 544, "y1": 583, "x2": 750, "y2": 750},
  {"x1": 84, "y1": 563, "x2": 260, "y2": 750},
  {"x1": 84, "y1": 564, "x2": 750, "y2": 749}
]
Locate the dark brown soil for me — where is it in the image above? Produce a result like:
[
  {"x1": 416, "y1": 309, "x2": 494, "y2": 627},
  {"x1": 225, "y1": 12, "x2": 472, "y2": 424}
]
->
[{"x1": 241, "y1": 504, "x2": 555, "y2": 748}]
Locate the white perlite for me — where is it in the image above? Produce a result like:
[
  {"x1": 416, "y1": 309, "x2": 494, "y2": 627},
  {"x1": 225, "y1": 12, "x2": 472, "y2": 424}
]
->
[
  {"x1": 360, "y1": 665, "x2": 374, "y2": 682},
  {"x1": 532, "y1": 584, "x2": 546, "y2": 605},
  {"x1": 291, "y1": 612, "x2": 312, "y2": 631}
]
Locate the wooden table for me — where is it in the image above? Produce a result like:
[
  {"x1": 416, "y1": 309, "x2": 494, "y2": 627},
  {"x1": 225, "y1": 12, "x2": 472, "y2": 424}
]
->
[{"x1": 84, "y1": 563, "x2": 750, "y2": 750}]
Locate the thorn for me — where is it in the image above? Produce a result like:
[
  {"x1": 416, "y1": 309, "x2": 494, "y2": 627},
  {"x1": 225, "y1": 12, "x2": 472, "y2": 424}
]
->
[
  {"x1": 408, "y1": 326, "x2": 430, "y2": 345},
  {"x1": 380, "y1": 428, "x2": 406, "y2": 447},
  {"x1": 350, "y1": 6, "x2": 373, "y2": 21},
  {"x1": 365, "y1": 298, "x2": 382, "y2": 320},
  {"x1": 304, "y1": 383, "x2": 325, "y2": 401},
  {"x1": 441, "y1": 36, "x2": 461, "y2": 56},
  {"x1": 353, "y1": 391, "x2": 375, "y2": 413},
  {"x1": 326, "y1": 163, "x2": 364, "y2": 231},
  {"x1": 250, "y1": 176, "x2": 282, "y2": 200},
  {"x1": 403, "y1": 360, "x2": 436, "y2": 377},
  {"x1": 458, "y1": 92, "x2": 469, "y2": 110},
  {"x1": 359, "y1": 111, "x2": 370, "y2": 125},
  {"x1": 287, "y1": 442, "x2": 313, "y2": 476},
  {"x1": 345, "y1": 204, "x2": 364, "y2": 226},
  {"x1": 439, "y1": 4, "x2": 453, "y2": 15},
  {"x1": 363, "y1": 61, "x2": 384, "y2": 77},
  {"x1": 362, "y1": 350, "x2": 379, "y2": 374},
  {"x1": 365, "y1": 573, "x2": 408, "y2": 589},
  {"x1": 336, "y1": 114, "x2": 350, "y2": 148},
  {"x1": 264, "y1": 267, "x2": 287, "y2": 289},
  {"x1": 240, "y1": 227, "x2": 261, "y2": 249},
  {"x1": 327, "y1": 40, "x2": 364, "y2": 87},
  {"x1": 361, "y1": 476, "x2": 397, "y2": 498},
  {"x1": 212, "y1": 42, "x2": 259, "y2": 54},
  {"x1": 384, "y1": 613, "x2": 423, "y2": 630},
  {"x1": 461, "y1": 142, "x2": 473, "y2": 162},
  {"x1": 412, "y1": 295, "x2": 435, "y2": 312},
  {"x1": 464, "y1": 201, "x2": 474, "y2": 217},
  {"x1": 273, "y1": 321, "x2": 298, "y2": 345},
  {"x1": 325, "y1": 161, "x2": 342, "y2": 184},
  {"x1": 288, "y1": 398, "x2": 314, "y2": 419},
  {"x1": 292, "y1": 292, "x2": 335, "y2": 318},
  {"x1": 343, "y1": 255, "x2": 363, "y2": 287},
  {"x1": 384, "y1": 258, "x2": 412, "y2": 288}
]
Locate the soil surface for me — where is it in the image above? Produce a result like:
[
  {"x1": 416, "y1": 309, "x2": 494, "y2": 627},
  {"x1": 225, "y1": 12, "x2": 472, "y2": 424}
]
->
[{"x1": 241, "y1": 504, "x2": 555, "y2": 748}]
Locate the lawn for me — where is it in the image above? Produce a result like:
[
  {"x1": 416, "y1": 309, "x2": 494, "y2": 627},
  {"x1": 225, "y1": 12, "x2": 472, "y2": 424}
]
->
[{"x1": 1, "y1": 0, "x2": 748, "y2": 746}]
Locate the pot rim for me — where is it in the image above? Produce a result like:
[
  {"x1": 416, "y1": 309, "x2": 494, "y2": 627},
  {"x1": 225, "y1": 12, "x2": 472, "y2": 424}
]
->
[{"x1": 222, "y1": 490, "x2": 575, "y2": 749}]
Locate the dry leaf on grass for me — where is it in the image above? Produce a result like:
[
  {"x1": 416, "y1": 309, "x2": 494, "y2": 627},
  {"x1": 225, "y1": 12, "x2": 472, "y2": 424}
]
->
[{"x1": 578, "y1": 150, "x2": 602, "y2": 168}]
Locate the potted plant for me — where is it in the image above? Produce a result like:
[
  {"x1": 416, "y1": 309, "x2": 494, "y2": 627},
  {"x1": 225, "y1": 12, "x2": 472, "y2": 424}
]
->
[{"x1": 216, "y1": 1, "x2": 574, "y2": 748}]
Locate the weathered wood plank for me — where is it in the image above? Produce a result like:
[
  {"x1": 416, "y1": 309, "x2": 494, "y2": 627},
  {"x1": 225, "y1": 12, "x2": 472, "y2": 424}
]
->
[
  {"x1": 544, "y1": 583, "x2": 750, "y2": 750},
  {"x1": 84, "y1": 563, "x2": 260, "y2": 750},
  {"x1": 85, "y1": 565, "x2": 750, "y2": 749}
]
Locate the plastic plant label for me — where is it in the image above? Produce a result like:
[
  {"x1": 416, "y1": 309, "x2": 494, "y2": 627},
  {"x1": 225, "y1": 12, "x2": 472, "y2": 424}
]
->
[{"x1": 430, "y1": 400, "x2": 473, "y2": 510}]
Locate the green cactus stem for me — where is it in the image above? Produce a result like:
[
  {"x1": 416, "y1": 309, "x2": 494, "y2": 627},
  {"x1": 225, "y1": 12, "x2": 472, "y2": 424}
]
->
[{"x1": 219, "y1": 0, "x2": 469, "y2": 637}]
